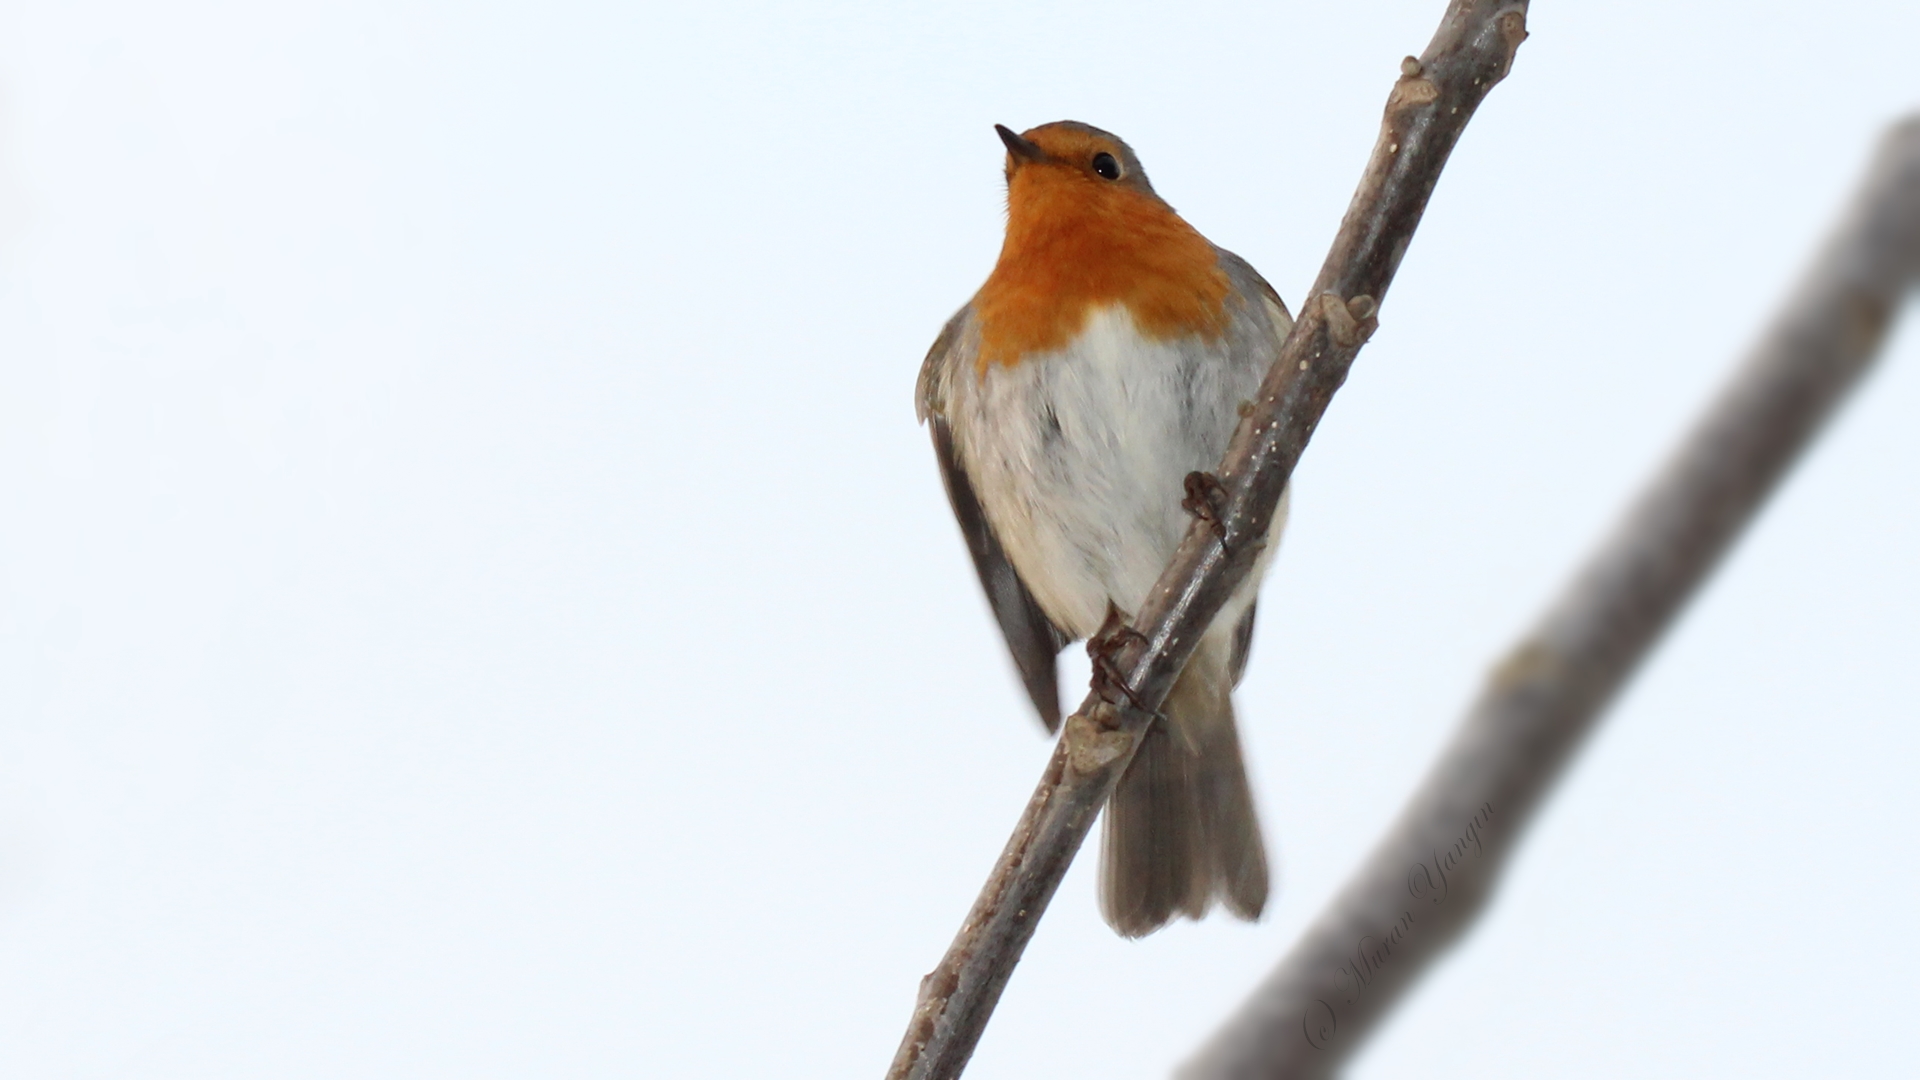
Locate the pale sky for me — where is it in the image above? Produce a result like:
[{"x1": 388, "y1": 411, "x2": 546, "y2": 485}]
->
[{"x1": 3, "y1": 2, "x2": 1918, "y2": 1077}]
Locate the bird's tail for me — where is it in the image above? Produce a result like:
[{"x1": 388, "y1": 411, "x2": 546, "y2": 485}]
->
[{"x1": 1099, "y1": 636, "x2": 1269, "y2": 938}]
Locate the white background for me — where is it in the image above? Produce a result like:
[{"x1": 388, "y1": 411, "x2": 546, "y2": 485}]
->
[{"x1": 3, "y1": 1, "x2": 1917, "y2": 1076}]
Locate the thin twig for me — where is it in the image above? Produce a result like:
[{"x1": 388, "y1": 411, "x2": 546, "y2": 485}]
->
[
  {"x1": 1177, "y1": 114, "x2": 1920, "y2": 1080},
  {"x1": 884, "y1": 4, "x2": 1530, "y2": 1078}
]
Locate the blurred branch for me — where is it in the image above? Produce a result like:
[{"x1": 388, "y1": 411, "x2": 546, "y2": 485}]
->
[
  {"x1": 1178, "y1": 114, "x2": 1920, "y2": 1080},
  {"x1": 883, "y1": 4, "x2": 1530, "y2": 1078}
]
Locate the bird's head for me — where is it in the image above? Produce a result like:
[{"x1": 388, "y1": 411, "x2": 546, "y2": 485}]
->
[
  {"x1": 974, "y1": 121, "x2": 1223, "y2": 370},
  {"x1": 995, "y1": 121, "x2": 1162, "y2": 221}
]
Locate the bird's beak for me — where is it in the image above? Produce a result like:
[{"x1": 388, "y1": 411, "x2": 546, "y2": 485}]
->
[{"x1": 995, "y1": 124, "x2": 1046, "y2": 167}]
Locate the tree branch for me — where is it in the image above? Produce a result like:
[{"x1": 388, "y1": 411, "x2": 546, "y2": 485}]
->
[
  {"x1": 884, "y1": 4, "x2": 1530, "y2": 1078},
  {"x1": 1177, "y1": 113, "x2": 1920, "y2": 1080}
]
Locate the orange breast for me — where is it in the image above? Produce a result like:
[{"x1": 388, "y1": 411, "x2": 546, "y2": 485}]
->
[{"x1": 973, "y1": 168, "x2": 1230, "y2": 371}]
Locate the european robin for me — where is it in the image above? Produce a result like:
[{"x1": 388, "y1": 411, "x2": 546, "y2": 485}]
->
[{"x1": 916, "y1": 121, "x2": 1293, "y2": 937}]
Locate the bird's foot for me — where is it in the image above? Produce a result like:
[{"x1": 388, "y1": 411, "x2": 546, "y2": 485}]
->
[
  {"x1": 1087, "y1": 602, "x2": 1158, "y2": 720},
  {"x1": 1181, "y1": 470, "x2": 1232, "y2": 550}
]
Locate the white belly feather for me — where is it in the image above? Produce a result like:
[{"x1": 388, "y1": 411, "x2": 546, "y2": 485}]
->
[{"x1": 949, "y1": 304, "x2": 1285, "y2": 641}]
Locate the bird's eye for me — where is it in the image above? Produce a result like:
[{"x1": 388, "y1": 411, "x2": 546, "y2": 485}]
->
[{"x1": 1091, "y1": 152, "x2": 1121, "y2": 181}]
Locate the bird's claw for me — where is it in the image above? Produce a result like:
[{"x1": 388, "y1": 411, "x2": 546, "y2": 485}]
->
[
  {"x1": 1181, "y1": 471, "x2": 1232, "y2": 550},
  {"x1": 1087, "y1": 602, "x2": 1159, "y2": 720}
]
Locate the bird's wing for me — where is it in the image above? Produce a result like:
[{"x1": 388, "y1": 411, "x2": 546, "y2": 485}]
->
[
  {"x1": 1213, "y1": 247, "x2": 1295, "y2": 691},
  {"x1": 918, "y1": 306, "x2": 1070, "y2": 731},
  {"x1": 1214, "y1": 246, "x2": 1293, "y2": 338},
  {"x1": 1227, "y1": 602, "x2": 1258, "y2": 688}
]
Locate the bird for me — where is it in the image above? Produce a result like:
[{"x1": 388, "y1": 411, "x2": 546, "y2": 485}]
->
[{"x1": 916, "y1": 121, "x2": 1294, "y2": 937}]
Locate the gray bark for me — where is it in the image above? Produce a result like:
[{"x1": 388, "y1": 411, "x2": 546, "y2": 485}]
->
[{"x1": 1178, "y1": 113, "x2": 1920, "y2": 1080}]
